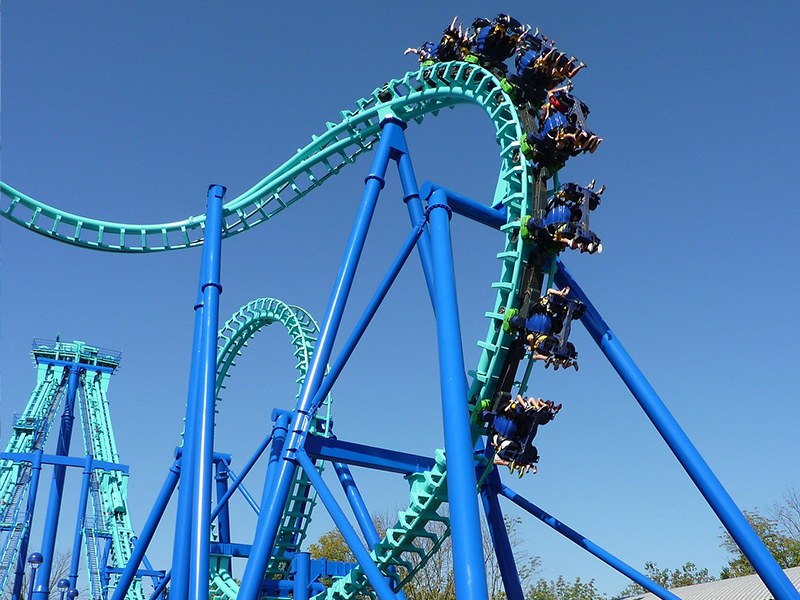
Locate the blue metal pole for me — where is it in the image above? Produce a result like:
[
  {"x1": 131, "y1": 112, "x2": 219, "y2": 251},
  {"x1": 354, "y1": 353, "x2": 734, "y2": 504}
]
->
[
  {"x1": 188, "y1": 184, "x2": 226, "y2": 600},
  {"x1": 304, "y1": 218, "x2": 426, "y2": 419},
  {"x1": 396, "y1": 151, "x2": 435, "y2": 304},
  {"x1": 227, "y1": 469, "x2": 260, "y2": 515},
  {"x1": 427, "y1": 189, "x2": 489, "y2": 600},
  {"x1": 68, "y1": 455, "x2": 93, "y2": 591},
  {"x1": 110, "y1": 458, "x2": 181, "y2": 600},
  {"x1": 332, "y1": 462, "x2": 380, "y2": 549},
  {"x1": 10, "y1": 450, "x2": 43, "y2": 600},
  {"x1": 500, "y1": 485, "x2": 683, "y2": 600},
  {"x1": 33, "y1": 363, "x2": 81, "y2": 600},
  {"x1": 170, "y1": 256, "x2": 209, "y2": 600},
  {"x1": 295, "y1": 449, "x2": 396, "y2": 600},
  {"x1": 211, "y1": 430, "x2": 273, "y2": 524},
  {"x1": 479, "y1": 468, "x2": 524, "y2": 600},
  {"x1": 555, "y1": 260, "x2": 800, "y2": 600},
  {"x1": 293, "y1": 552, "x2": 311, "y2": 600},
  {"x1": 214, "y1": 459, "x2": 232, "y2": 544},
  {"x1": 238, "y1": 117, "x2": 400, "y2": 600}
]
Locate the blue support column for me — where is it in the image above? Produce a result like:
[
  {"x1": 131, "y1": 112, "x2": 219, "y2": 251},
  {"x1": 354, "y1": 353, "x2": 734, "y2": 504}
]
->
[
  {"x1": 10, "y1": 449, "x2": 44, "y2": 600},
  {"x1": 479, "y1": 468, "x2": 524, "y2": 600},
  {"x1": 68, "y1": 455, "x2": 93, "y2": 591},
  {"x1": 188, "y1": 184, "x2": 226, "y2": 600},
  {"x1": 293, "y1": 552, "x2": 311, "y2": 600},
  {"x1": 396, "y1": 149, "x2": 435, "y2": 304},
  {"x1": 110, "y1": 458, "x2": 181, "y2": 600},
  {"x1": 555, "y1": 260, "x2": 800, "y2": 600},
  {"x1": 170, "y1": 262, "x2": 209, "y2": 600},
  {"x1": 295, "y1": 450, "x2": 396, "y2": 600},
  {"x1": 32, "y1": 363, "x2": 81, "y2": 600},
  {"x1": 237, "y1": 117, "x2": 403, "y2": 600},
  {"x1": 427, "y1": 189, "x2": 490, "y2": 600},
  {"x1": 332, "y1": 462, "x2": 380, "y2": 549},
  {"x1": 500, "y1": 485, "x2": 683, "y2": 600}
]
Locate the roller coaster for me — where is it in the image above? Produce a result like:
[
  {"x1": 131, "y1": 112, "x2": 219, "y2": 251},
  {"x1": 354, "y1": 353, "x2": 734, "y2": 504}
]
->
[{"x1": 1, "y1": 13, "x2": 798, "y2": 600}]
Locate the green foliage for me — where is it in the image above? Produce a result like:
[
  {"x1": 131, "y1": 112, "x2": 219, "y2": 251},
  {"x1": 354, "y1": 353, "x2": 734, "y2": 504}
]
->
[
  {"x1": 617, "y1": 561, "x2": 714, "y2": 597},
  {"x1": 719, "y1": 500, "x2": 800, "y2": 578},
  {"x1": 527, "y1": 575, "x2": 607, "y2": 600}
]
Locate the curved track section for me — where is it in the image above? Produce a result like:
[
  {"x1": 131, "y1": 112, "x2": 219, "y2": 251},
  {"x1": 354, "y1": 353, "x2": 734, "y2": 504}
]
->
[
  {"x1": 211, "y1": 298, "x2": 333, "y2": 600},
  {"x1": 4, "y1": 64, "x2": 536, "y2": 598}
]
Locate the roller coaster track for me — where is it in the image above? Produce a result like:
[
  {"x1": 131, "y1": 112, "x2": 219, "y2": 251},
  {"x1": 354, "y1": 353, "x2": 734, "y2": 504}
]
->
[
  {"x1": 212, "y1": 298, "x2": 333, "y2": 599},
  {"x1": 3, "y1": 62, "x2": 536, "y2": 598}
]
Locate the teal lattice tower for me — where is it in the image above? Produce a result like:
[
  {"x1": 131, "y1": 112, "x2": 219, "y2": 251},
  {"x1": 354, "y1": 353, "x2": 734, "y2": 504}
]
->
[{"x1": 0, "y1": 339, "x2": 143, "y2": 600}]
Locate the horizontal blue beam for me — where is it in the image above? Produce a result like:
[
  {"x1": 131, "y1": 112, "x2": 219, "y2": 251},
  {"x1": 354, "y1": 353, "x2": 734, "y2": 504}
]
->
[
  {"x1": 419, "y1": 182, "x2": 507, "y2": 230},
  {"x1": 303, "y1": 435, "x2": 435, "y2": 474},
  {"x1": 32, "y1": 357, "x2": 116, "y2": 374},
  {"x1": 209, "y1": 543, "x2": 252, "y2": 558},
  {"x1": 105, "y1": 568, "x2": 165, "y2": 578},
  {"x1": 309, "y1": 557, "x2": 358, "y2": 579},
  {"x1": 0, "y1": 452, "x2": 128, "y2": 473},
  {"x1": 261, "y1": 579, "x2": 326, "y2": 595}
]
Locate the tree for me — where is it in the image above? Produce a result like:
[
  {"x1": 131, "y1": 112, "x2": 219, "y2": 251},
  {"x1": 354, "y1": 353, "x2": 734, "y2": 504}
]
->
[
  {"x1": 719, "y1": 490, "x2": 800, "y2": 579},
  {"x1": 527, "y1": 575, "x2": 606, "y2": 600},
  {"x1": 617, "y1": 561, "x2": 714, "y2": 597}
]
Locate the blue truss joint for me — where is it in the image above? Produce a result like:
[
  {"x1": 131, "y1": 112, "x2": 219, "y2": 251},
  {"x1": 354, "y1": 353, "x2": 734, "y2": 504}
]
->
[
  {"x1": 309, "y1": 558, "x2": 358, "y2": 579},
  {"x1": 419, "y1": 182, "x2": 507, "y2": 230},
  {"x1": 105, "y1": 568, "x2": 165, "y2": 578},
  {"x1": 303, "y1": 435, "x2": 435, "y2": 475},
  {"x1": 31, "y1": 356, "x2": 115, "y2": 374}
]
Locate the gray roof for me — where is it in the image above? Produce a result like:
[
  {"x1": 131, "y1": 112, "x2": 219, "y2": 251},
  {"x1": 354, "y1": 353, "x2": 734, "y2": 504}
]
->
[{"x1": 623, "y1": 567, "x2": 800, "y2": 600}]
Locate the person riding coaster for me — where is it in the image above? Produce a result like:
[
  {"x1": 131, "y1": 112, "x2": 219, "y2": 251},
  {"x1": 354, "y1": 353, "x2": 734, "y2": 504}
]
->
[
  {"x1": 504, "y1": 286, "x2": 586, "y2": 370},
  {"x1": 473, "y1": 394, "x2": 562, "y2": 476},
  {"x1": 468, "y1": 14, "x2": 525, "y2": 76},
  {"x1": 546, "y1": 180, "x2": 605, "y2": 254}
]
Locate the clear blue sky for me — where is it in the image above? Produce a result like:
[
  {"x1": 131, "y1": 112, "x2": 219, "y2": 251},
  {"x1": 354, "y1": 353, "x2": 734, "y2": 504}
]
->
[{"x1": 2, "y1": 1, "x2": 799, "y2": 596}]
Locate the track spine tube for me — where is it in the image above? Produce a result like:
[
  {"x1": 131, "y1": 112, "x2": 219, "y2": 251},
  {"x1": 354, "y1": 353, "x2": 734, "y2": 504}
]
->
[
  {"x1": 10, "y1": 449, "x2": 43, "y2": 600},
  {"x1": 188, "y1": 184, "x2": 226, "y2": 600},
  {"x1": 479, "y1": 469, "x2": 524, "y2": 600},
  {"x1": 111, "y1": 459, "x2": 180, "y2": 600},
  {"x1": 500, "y1": 485, "x2": 684, "y2": 600},
  {"x1": 237, "y1": 118, "x2": 399, "y2": 600},
  {"x1": 428, "y1": 189, "x2": 490, "y2": 600},
  {"x1": 554, "y1": 260, "x2": 800, "y2": 600},
  {"x1": 68, "y1": 454, "x2": 93, "y2": 592},
  {"x1": 33, "y1": 363, "x2": 81, "y2": 600},
  {"x1": 295, "y1": 449, "x2": 397, "y2": 600}
]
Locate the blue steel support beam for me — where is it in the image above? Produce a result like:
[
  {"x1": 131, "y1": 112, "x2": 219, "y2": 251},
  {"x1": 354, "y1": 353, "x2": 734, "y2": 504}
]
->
[
  {"x1": 10, "y1": 449, "x2": 44, "y2": 600},
  {"x1": 68, "y1": 455, "x2": 93, "y2": 591},
  {"x1": 332, "y1": 462, "x2": 380, "y2": 549},
  {"x1": 500, "y1": 485, "x2": 683, "y2": 600},
  {"x1": 237, "y1": 116, "x2": 402, "y2": 600},
  {"x1": 227, "y1": 469, "x2": 260, "y2": 515},
  {"x1": 304, "y1": 436, "x2": 435, "y2": 475},
  {"x1": 110, "y1": 458, "x2": 181, "y2": 600},
  {"x1": 554, "y1": 260, "x2": 800, "y2": 600},
  {"x1": 212, "y1": 430, "x2": 273, "y2": 525},
  {"x1": 427, "y1": 189, "x2": 490, "y2": 600},
  {"x1": 420, "y1": 183, "x2": 507, "y2": 231},
  {"x1": 295, "y1": 449, "x2": 397, "y2": 600},
  {"x1": 170, "y1": 242, "x2": 209, "y2": 600},
  {"x1": 33, "y1": 363, "x2": 81, "y2": 600},
  {"x1": 396, "y1": 135, "x2": 435, "y2": 305},
  {"x1": 301, "y1": 216, "x2": 426, "y2": 423},
  {"x1": 188, "y1": 184, "x2": 226, "y2": 600},
  {"x1": 293, "y1": 552, "x2": 311, "y2": 600},
  {"x1": 479, "y1": 468, "x2": 524, "y2": 600}
]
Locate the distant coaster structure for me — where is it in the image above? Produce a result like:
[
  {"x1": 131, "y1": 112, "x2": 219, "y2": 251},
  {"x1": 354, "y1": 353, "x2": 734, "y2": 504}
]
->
[{"x1": 1, "y1": 15, "x2": 798, "y2": 600}]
